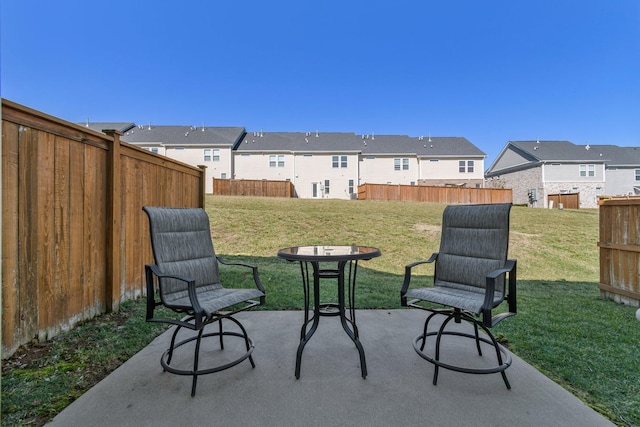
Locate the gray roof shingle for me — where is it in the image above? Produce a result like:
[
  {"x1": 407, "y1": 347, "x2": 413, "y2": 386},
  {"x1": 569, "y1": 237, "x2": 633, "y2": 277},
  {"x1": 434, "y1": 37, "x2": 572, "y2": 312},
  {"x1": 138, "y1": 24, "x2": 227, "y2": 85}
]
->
[
  {"x1": 81, "y1": 122, "x2": 136, "y2": 134},
  {"x1": 236, "y1": 132, "x2": 485, "y2": 156},
  {"x1": 121, "y1": 125, "x2": 246, "y2": 146}
]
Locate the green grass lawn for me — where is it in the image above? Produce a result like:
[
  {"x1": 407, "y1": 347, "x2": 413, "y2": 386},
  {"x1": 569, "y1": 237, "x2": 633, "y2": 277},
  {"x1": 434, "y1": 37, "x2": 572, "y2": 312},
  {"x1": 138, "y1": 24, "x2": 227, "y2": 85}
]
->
[{"x1": 2, "y1": 195, "x2": 639, "y2": 426}]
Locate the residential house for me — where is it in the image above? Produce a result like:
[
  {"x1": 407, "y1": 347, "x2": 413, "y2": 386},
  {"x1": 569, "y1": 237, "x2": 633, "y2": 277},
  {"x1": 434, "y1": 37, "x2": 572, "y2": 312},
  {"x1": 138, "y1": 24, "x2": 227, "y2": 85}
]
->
[
  {"x1": 235, "y1": 132, "x2": 486, "y2": 199},
  {"x1": 358, "y1": 135, "x2": 486, "y2": 187},
  {"x1": 599, "y1": 146, "x2": 640, "y2": 196},
  {"x1": 485, "y1": 140, "x2": 640, "y2": 208},
  {"x1": 120, "y1": 124, "x2": 246, "y2": 194},
  {"x1": 234, "y1": 131, "x2": 361, "y2": 199},
  {"x1": 85, "y1": 122, "x2": 486, "y2": 199}
]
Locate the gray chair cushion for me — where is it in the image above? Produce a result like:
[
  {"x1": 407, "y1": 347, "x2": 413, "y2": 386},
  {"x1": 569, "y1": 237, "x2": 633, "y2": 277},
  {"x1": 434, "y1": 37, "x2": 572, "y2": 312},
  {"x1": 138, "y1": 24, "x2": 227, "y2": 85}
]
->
[
  {"x1": 406, "y1": 203, "x2": 511, "y2": 314},
  {"x1": 144, "y1": 207, "x2": 264, "y2": 314}
]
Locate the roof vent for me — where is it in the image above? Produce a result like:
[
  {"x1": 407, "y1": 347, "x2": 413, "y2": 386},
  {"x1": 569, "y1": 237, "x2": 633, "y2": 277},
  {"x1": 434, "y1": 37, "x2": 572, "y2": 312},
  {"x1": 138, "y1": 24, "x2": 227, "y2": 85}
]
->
[
  {"x1": 585, "y1": 144, "x2": 590, "y2": 150},
  {"x1": 372, "y1": 132, "x2": 375, "y2": 140},
  {"x1": 316, "y1": 130, "x2": 319, "y2": 137},
  {"x1": 148, "y1": 122, "x2": 151, "y2": 130},
  {"x1": 85, "y1": 118, "x2": 89, "y2": 127},
  {"x1": 185, "y1": 132, "x2": 189, "y2": 137},
  {"x1": 202, "y1": 123, "x2": 205, "y2": 131}
]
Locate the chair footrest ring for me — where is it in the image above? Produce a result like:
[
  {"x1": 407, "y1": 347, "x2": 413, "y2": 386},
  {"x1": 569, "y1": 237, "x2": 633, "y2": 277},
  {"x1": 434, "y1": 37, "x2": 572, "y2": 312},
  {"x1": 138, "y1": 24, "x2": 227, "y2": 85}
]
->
[
  {"x1": 412, "y1": 331, "x2": 512, "y2": 375},
  {"x1": 161, "y1": 331, "x2": 255, "y2": 376}
]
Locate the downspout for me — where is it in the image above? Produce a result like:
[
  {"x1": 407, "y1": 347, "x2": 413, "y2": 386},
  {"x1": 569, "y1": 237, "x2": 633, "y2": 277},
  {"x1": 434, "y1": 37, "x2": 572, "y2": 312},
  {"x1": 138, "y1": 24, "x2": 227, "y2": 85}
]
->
[{"x1": 541, "y1": 162, "x2": 547, "y2": 208}]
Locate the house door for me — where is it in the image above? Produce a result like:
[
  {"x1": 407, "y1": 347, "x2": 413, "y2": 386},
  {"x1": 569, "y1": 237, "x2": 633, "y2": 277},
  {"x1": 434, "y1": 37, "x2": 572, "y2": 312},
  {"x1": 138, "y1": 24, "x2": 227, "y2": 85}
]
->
[{"x1": 312, "y1": 182, "x2": 318, "y2": 198}]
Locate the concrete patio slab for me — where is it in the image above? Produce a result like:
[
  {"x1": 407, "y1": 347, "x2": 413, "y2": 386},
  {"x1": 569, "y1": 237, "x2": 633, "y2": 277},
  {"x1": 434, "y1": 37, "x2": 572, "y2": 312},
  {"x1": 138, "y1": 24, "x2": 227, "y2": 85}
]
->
[{"x1": 47, "y1": 310, "x2": 614, "y2": 427}]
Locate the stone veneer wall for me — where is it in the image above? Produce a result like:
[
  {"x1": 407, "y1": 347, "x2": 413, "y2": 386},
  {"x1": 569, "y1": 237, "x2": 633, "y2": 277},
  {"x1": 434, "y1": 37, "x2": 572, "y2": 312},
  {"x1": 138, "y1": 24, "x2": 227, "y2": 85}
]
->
[
  {"x1": 544, "y1": 182, "x2": 603, "y2": 208},
  {"x1": 486, "y1": 167, "x2": 543, "y2": 206},
  {"x1": 485, "y1": 166, "x2": 604, "y2": 208}
]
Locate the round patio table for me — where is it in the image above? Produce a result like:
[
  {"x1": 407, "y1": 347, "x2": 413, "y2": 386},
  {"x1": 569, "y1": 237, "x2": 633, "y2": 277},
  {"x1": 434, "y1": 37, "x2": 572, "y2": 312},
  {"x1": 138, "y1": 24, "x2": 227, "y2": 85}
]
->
[{"x1": 277, "y1": 245, "x2": 381, "y2": 379}]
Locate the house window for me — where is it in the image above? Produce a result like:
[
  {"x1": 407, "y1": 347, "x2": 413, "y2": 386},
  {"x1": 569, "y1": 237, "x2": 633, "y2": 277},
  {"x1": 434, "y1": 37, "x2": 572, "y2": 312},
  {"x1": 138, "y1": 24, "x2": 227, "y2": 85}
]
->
[
  {"x1": 635, "y1": 169, "x2": 640, "y2": 181},
  {"x1": 204, "y1": 149, "x2": 212, "y2": 161},
  {"x1": 213, "y1": 149, "x2": 220, "y2": 161},
  {"x1": 332, "y1": 155, "x2": 348, "y2": 168},
  {"x1": 324, "y1": 179, "x2": 330, "y2": 194},
  {"x1": 459, "y1": 160, "x2": 474, "y2": 173},
  {"x1": 221, "y1": 173, "x2": 227, "y2": 179},
  {"x1": 579, "y1": 164, "x2": 595, "y2": 177},
  {"x1": 348, "y1": 179, "x2": 354, "y2": 194},
  {"x1": 430, "y1": 159, "x2": 439, "y2": 162},
  {"x1": 174, "y1": 147, "x2": 185, "y2": 150},
  {"x1": 394, "y1": 158, "x2": 409, "y2": 171},
  {"x1": 270, "y1": 155, "x2": 285, "y2": 167},
  {"x1": 148, "y1": 147, "x2": 158, "y2": 154}
]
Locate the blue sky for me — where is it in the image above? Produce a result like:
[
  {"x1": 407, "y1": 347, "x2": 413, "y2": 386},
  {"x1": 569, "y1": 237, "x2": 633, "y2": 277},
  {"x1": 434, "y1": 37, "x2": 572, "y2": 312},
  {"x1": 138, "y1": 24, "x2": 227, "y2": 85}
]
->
[{"x1": 2, "y1": 0, "x2": 639, "y2": 166}]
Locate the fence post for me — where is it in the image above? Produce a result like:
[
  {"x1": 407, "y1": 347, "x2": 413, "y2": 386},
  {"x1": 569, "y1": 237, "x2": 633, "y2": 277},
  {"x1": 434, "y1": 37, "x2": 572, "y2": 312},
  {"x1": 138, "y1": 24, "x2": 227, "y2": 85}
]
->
[
  {"x1": 197, "y1": 165, "x2": 207, "y2": 208},
  {"x1": 103, "y1": 129, "x2": 122, "y2": 312}
]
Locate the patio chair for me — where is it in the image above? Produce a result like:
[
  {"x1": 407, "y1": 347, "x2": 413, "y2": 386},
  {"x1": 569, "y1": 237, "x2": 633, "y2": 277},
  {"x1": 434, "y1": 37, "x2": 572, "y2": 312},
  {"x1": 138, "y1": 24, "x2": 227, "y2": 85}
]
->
[
  {"x1": 143, "y1": 206, "x2": 266, "y2": 396},
  {"x1": 400, "y1": 203, "x2": 517, "y2": 389}
]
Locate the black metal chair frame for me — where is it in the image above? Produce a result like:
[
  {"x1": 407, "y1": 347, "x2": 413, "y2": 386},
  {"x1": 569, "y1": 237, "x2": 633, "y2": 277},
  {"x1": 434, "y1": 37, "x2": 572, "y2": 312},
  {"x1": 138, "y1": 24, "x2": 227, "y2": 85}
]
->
[
  {"x1": 401, "y1": 207, "x2": 517, "y2": 389},
  {"x1": 144, "y1": 208, "x2": 266, "y2": 396}
]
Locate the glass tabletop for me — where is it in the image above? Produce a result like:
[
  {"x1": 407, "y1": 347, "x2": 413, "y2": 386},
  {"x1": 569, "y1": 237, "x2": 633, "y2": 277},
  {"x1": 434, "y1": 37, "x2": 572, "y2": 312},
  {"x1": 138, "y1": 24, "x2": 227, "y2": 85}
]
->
[{"x1": 277, "y1": 245, "x2": 381, "y2": 262}]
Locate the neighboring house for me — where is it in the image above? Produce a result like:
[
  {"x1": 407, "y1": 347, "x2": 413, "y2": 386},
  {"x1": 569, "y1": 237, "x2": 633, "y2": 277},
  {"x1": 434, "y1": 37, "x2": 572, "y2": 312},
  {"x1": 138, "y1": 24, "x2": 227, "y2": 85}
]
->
[
  {"x1": 359, "y1": 135, "x2": 485, "y2": 187},
  {"x1": 85, "y1": 122, "x2": 486, "y2": 199},
  {"x1": 485, "y1": 140, "x2": 640, "y2": 208},
  {"x1": 235, "y1": 132, "x2": 486, "y2": 199},
  {"x1": 120, "y1": 125, "x2": 246, "y2": 194},
  {"x1": 234, "y1": 131, "x2": 361, "y2": 199},
  {"x1": 599, "y1": 146, "x2": 640, "y2": 196}
]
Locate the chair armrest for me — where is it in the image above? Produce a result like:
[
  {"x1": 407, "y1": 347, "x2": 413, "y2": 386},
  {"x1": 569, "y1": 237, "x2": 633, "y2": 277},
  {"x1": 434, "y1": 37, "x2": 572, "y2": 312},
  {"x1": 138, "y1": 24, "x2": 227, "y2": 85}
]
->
[
  {"x1": 216, "y1": 256, "x2": 266, "y2": 299},
  {"x1": 144, "y1": 264, "x2": 204, "y2": 321},
  {"x1": 400, "y1": 252, "x2": 438, "y2": 306},
  {"x1": 482, "y1": 259, "x2": 517, "y2": 327}
]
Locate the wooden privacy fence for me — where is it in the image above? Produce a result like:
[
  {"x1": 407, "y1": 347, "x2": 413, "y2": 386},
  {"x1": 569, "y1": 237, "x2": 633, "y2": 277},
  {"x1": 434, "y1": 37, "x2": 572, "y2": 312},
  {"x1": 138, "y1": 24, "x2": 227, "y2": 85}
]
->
[
  {"x1": 213, "y1": 178, "x2": 294, "y2": 197},
  {"x1": 598, "y1": 198, "x2": 640, "y2": 305},
  {"x1": 357, "y1": 183, "x2": 512, "y2": 204},
  {"x1": 548, "y1": 193, "x2": 580, "y2": 209},
  {"x1": 2, "y1": 99, "x2": 206, "y2": 358}
]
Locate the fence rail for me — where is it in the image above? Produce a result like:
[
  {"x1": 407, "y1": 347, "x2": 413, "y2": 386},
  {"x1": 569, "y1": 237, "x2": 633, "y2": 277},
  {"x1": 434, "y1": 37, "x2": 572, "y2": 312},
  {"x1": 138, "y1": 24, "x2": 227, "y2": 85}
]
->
[
  {"x1": 598, "y1": 198, "x2": 640, "y2": 305},
  {"x1": 213, "y1": 178, "x2": 294, "y2": 197},
  {"x1": 357, "y1": 183, "x2": 512, "y2": 204},
  {"x1": 2, "y1": 99, "x2": 206, "y2": 358}
]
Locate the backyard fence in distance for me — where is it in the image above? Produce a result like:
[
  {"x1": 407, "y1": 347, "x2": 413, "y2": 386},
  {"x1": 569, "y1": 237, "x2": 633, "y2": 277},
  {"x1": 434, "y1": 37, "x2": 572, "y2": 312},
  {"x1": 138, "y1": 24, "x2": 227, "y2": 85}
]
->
[
  {"x1": 213, "y1": 178, "x2": 295, "y2": 197},
  {"x1": 2, "y1": 99, "x2": 206, "y2": 358},
  {"x1": 598, "y1": 197, "x2": 640, "y2": 306},
  {"x1": 357, "y1": 183, "x2": 512, "y2": 204}
]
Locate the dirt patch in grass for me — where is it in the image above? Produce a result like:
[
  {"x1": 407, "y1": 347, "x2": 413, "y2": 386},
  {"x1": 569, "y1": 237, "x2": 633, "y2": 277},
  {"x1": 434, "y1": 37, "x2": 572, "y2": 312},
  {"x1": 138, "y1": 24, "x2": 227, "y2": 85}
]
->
[{"x1": 1, "y1": 301, "x2": 167, "y2": 426}]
